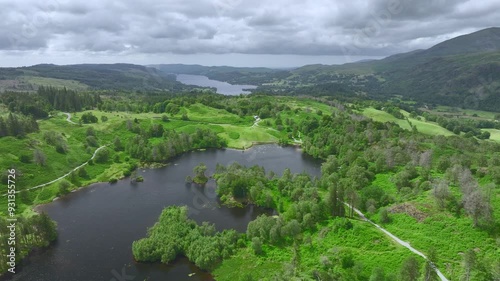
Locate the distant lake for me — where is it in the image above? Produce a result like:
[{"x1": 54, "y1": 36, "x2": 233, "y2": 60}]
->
[{"x1": 176, "y1": 74, "x2": 257, "y2": 95}]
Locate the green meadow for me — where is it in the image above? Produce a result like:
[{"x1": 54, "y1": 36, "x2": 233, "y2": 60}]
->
[{"x1": 362, "y1": 107, "x2": 455, "y2": 136}]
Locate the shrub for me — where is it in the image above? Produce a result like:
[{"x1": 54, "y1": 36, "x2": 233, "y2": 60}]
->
[
  {"x1": 19, "y1": 154, "x2": 31, "y2": 163},
  {"x1": 94, "y1": 148, "x2": 110, "y2": 163},
  {"x1": 379, "y1": 208, "x2": 391, "y2": 224},
  {"x1": 59, "y1": 180, "x2": 71, "y2": 195},
  {"x1": 251, "y1": 237, "x2": 262, "y2": 255},
  {"x1": 81, "y1": 112, "x2": 98, "y2": 123}
]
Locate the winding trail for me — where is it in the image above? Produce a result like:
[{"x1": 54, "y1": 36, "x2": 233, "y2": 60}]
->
[
  {"x1": 63, "y1": 112, "x2": 77, "y2": 124},
  {"x1": 345, "y1": 203, "x2": 449, "y2": 281},
  {"x1": 2, "y1": 145, "x2": 107, "y2": 196},
  {"x1": 251, "y1": 117, "x2": 261, "y2": 127}
]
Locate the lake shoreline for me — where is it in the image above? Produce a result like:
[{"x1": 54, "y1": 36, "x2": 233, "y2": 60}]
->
[
  {"x1": 175, "y1": 74, "x2": 257, "y2": 95},
  {"x1": 11, "y1": 144, "x2": 320, "y2": 281}
]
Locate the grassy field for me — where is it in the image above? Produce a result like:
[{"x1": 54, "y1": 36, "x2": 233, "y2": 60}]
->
[
  {"x1": 482, "y1": 129, "x2": 500, "y2": 142},
  {"x1": 361, "y1": 108, "x2": 412, "y2": 130},
  {"x1": 362, "y1": 107, "x2": 454, "y2": 136},
  {"x1": 214, "y1": 218, "x2": 417, "y2": 281},
  {"x1": 21, "y1": 76, "x2": 90, "y2": 91},
  {"x1": 429, "y1": 106, "x2": 499, "y2": 120},
  {"x1": 367, "y1": 171, "x2": 500, "y2": 281},
  {"x1": 407, "y1": 117, "x2": 454, "y2": 136}
]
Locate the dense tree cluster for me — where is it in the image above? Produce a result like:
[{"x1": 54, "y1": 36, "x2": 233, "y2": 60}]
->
[
  {"x1": 0, "y1": 213, "x2": 57, "y2": 273},
  {"x1": 80, "y1": 112, "x2": 98, "y2": 124},
  {"x1": 215, "y1": 163, "x2": 331, "y2": 242},
  {"x1": 0, "y1": 113, "x2": 39, "y2": 138},
  {"x1": 125, "y1": 124, "x2": 226, "y2": 162},
  {"x1": 132, "y1": 206, "x2": 239, "y2": 270},
  {"x1": 38, "y1": 86, "x2": 101, "y2": 112},
  {"x1": 0, "y1": 87, "x2": 101, "y2": 119},
  {"x1": 0, "y1": 91, "x2": 50, "y2": 118}
]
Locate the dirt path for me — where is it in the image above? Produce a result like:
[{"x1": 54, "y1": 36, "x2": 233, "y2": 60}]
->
[
  {"x1": 251, "y1": 117, "x2": 261, "y2": 127},
  {"x1": 63, "y1": 112, "x2": 77, "y2": 124},
  {"x1": 2, "y1": 145, "x2": 107, "y2": 197},
  {"x1": 346, "y1": 203, "x2": 449, "y2": 281}
]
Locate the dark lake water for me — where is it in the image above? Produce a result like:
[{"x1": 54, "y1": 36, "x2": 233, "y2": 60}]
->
[
  {"x1": 8, "y1": 145, "x2": 321, "y2": 281},
  {"x1": 176, "y1": 74, "x2": 257, "y2": 95}
]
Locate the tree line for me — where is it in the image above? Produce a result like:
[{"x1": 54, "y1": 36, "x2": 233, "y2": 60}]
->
[
  {"x1": 0, "y1": 113, "x2": 39, "y2": 138},
  {"x1": 0, "y1": 213, "x2": 57, "y2": 273}
]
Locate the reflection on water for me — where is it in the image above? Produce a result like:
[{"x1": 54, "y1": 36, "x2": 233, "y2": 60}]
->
[
  {"x1": 176, "y1": 74, "x2": 257, "y2": 95},
  {"x1": 7, "y1": 145, "x2": 321, "y2": 281}
]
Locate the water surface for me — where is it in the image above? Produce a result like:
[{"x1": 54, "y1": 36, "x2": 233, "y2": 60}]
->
[
  {"x1": 7, "y1": 145, "x2": 320, "y2": 281},
  {"x1": 176, "y1": 74, "x2": 257, "y2": 95}
]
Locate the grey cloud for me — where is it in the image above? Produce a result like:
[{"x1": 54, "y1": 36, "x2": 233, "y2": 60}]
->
[{"x1": 0, "y1": 0, "x2": 498, "y2": 60}]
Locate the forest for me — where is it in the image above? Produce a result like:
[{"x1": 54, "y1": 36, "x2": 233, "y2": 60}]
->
[{"x1": 0, "y1": 87, "x2": 499, "y2": 280}]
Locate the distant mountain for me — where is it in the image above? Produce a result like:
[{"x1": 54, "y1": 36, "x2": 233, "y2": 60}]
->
[
  {"x1": 420, "y1": 27, "x2": 500, "y2": 57},
  {"x1": 0, "y1": 63, "x2": 190, "y2": 92},
  {"x1": 271, "y1": 27, "x2": 500, "y2": 110},
  {"x1": 153, "y1": 64, "x2": 290, "y2": 85}
]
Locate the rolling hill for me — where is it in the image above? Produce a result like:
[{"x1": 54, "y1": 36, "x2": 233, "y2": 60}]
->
[
  {"x1": 266, "y1": 27, "x2": 500, "y2": 111},
  {"x1": 152, "y1": 64, "x2": 290, "y2": 85},
  {"x1": 0, "y1": 63, "x2": 191, "y2": 92}
]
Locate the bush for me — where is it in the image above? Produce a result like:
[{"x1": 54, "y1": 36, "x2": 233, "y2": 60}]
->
[
  {"x1": 19, "y1": 154, "x2": 31, "y2": 163},
  {"x1": 78, "y1": 167, "x2": 88, "y2": 179},
  {"x1": 86, "y1": 127, "x2": 96, "y2": 137},
  {"x1": 228, "y1": 131, "x2": 240, "y2": 140},
  {"x1": 20, "y1": 190, "x2": 32, "y2": 204},
  {"x1": 81, "y1": 112, "x2": 98, "y2": 124},
  {"x1": 55, "y1": 143, "x2": 68, "y2": 154},
  {"x1": 59, "y1": 180, "x2": 71, "y2": 195},
  {"x1": 251, "y1": 237, "x2": 262, "y2": 255},
  {"x1": 379, "y1": 208, "x2": 391, "y2": 224},
  {"x1": 86, "y1": 136, "x2": 99, "y2": 147},
  {"x1": 94, "y1": 148, "x2": 110, "y2": 163}
]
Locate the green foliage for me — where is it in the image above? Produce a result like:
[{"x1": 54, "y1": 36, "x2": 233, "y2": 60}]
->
[
  {"x1": 400, "y1": 256, "x2": 421, "y2": 281},
  {"x1": 81, "y1": 112, "x2": 98, "y2": 124},
  {"x1": 0, "y1": 113, "x2": 39, "y2": 138},
  {"x1": 132, "y1": 206, "x2": 240, "y2": 270},
  {"x1": 0, "y1": 212, "x2": 58, "y2": 272},
  {"x1": 251, "y1": 237, "x2": 263, "y2": 255},
  {"x1": 94, "y1": 148, "x2": 109, "y2": 163},
  {"x1": 228, "y1": 131, "x2": 240, "y2": 140},
  {"x1": 33, "y1": 149, "x2": 47, "y2": 166},
  {"x1": 193, "y1": 163, "x2": 208, "y2": 184},
  {"x1": 379, "y1": 208, "x2": 391, "y2": 224},
  {"x1": 78, "y1": 167, "x2": 88, "y2": 179},
  {"x1": 58, "y1": 180, "x2": 71, "y2": 195}
]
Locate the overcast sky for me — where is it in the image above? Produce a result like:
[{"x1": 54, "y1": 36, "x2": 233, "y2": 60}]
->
[{"x1": 0, "y1": 0, "x2": 499, "y2": 68}]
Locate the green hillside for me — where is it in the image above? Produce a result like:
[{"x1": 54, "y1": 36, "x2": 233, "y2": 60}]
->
[
  {"x1": 0, "y1": 63, "x2": 193, "y2": 92},
  {"x1": 260, "y1": 28, "x2": 500, "y2": 111}
]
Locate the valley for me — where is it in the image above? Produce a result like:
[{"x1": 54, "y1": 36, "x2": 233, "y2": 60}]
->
[{"x1": 0, "y1": 27, "x2": 499, "y2": 281}]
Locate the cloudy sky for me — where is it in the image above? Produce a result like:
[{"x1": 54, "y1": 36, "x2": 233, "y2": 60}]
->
[{"x1": 1, "y1": 0, "x2": 499, "y2": 68}]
